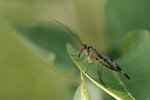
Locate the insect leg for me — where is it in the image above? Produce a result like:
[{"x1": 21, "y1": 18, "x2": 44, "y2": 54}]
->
[
  {"x1": 97, "y1": 62, "x2": 100, "y2": 74},
  {"x1": 71, "y1": 54, "x2": 78, "y2": 57},
  {"x1": 81, "y1": 57, "x2": 87, "y2": 71},
  {"x1": 85, "y1": 63, "x2": 90, "y2": 73},
  {"x1": 99, "y1": 63, "x2": 103, "y2": 82},
  {"x1": 98, "y1": 63, "x2": 105, "y2": 85},
  {"x1": 83, "y1": 57, "x2": 87, "y2": 64},
  {"x1": 93, "y1": 60, "x2": 100, "y2": 64},
  {"x1": 71, "y1": 54, "x2": 85, "y2": 61},
  {"x1": 76, "y1": 56, "x2": 85, "y2": 61}
]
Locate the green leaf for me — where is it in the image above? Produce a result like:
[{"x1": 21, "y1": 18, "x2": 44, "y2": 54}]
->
[
  {"x1": 84, "y1": 79, "x2": 115, "y2": 100},
  {"x1": 0, "y1": 21, "x2": 71, "y2": 100},
  {"x1": 106, "y1": 0, "x2": 150, "y2": 53},
  {"x1": 14, "y1": 23, "x2": 80, "y2": 77},
  {"x1": 74, "y1": 73, "x2": 114, "y2": 100},
  {"x1": 67, "y1": 30, "x2": 150, "y2": 100},
  {"x1": 81, "y1": 73, "x2": 89, "y2": 100},
  {"x1": 74, "y1": 73, "x2": 89, "y2": 100},
  {"x1": 73, "y1": 84, "x2": 85, "y2": 100}
]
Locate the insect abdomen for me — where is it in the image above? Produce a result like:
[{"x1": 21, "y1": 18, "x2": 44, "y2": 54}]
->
[
  {"x1": 96, "y1": 57, "x2": 114, "y2": 70},
  {"x1": 96, "y1": 55, "x2": 121, "y2": 72}
]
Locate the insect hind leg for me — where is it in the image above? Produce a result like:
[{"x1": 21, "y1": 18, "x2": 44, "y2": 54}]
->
[
  {"x1": 85, "y1": 63, "x2": 90, "y2": 73},
  {"x1": 97, "y1": 63, "x2": 106, "y2": 86}
]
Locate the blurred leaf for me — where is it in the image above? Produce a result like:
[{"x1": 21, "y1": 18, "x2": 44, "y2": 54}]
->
[
  {"x1": 67, "y1": 30, "x2": 150, "y2": 100},
  {"x1": 73, "y1": 73, "x2": 88, "y2": 100},
  {"x1": 14, "y1": 23, "x2": 80, "y2": 77},
  {"x1": 85, "y1": 77, "x2": 114, "y2": 100},
  {"x1": 73, "y1": 84, "x2": 84, "y2": 100},
  {"x1": 74, "y1": 73, "x2": 114, "y2": 100},
  {"x1": 105, "y1": 0, "x2": 150, "y2": 52},
  {"x1": 119, "y1": 30, "x2": 150, "y2": 100},
  {"x1": 0, "y1": 21, "x2": 70, "y2": 100}
]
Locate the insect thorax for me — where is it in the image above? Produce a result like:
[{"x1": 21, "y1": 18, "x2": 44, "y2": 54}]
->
[{"x1": 83, "y1": 47, "x2": 98, "y2": 64}]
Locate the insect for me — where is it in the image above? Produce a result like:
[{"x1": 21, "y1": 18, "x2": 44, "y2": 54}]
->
[{"x1": 54, "y1": 19, "x2": 130, "y2": 85}]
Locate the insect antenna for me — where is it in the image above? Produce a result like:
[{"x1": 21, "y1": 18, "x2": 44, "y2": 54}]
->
[{"x1": 53, "y1": 19, "x2": 83, "y2": 46}]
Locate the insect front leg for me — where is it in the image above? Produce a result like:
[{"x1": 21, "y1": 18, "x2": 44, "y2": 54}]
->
[
  {"x1": 71, "y1": 54, "x2": 85, "y2": 61},
  {"x1": 71, "y1": 48, "x2": 85, "y2": 61}
]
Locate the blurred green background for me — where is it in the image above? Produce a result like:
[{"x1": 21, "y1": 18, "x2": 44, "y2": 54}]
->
[{"x1": 0, "y1": 0, "x2": 150, "y2": 100}]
